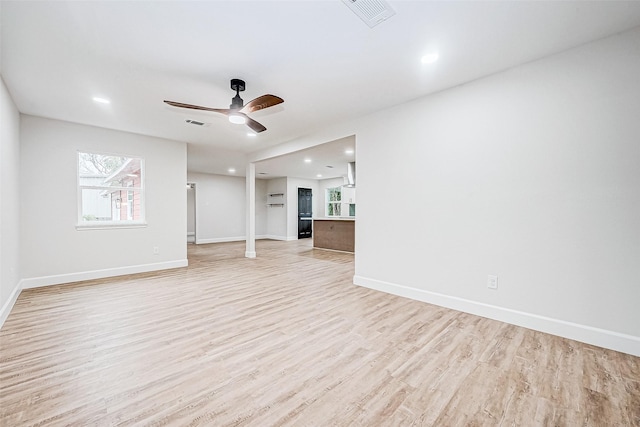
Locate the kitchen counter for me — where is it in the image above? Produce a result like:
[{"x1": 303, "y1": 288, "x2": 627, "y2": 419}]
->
[{"x1": 313, "y1": 218, "x2": 355, "y2": 252}]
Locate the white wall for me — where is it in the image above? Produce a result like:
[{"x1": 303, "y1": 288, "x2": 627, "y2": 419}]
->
[
  {"x1": 266, "y1": 177, "x2": 288, "y2": 240},
  {"x1": 255, "y1": 178, "x2": 267, "y2": 237},
  {"x1": 0, "y1": 76, "x2": 21, "y2": 325},
  {"x1": 186, "y1": 172, "x2": 268, "y2": 243},
  {"x1": 353, "y1": 29, "x2": 640, "y2": 355},
  {"x1": 188, "y1": 172, "x2": 242, "y2": 243},
  {"x1": 286, "y1": 178, "x2": 319, "y2": 239},
  {"x1": 20, "y1": 116, "x2": 187, "y2": 287}
]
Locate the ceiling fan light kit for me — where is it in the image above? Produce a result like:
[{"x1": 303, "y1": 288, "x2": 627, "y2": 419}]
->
[
  {"x1": 164, "y1": 79, "x2": 283, "y2": 133},
  {"x1": 228, "y1": 113, "x2": 247, "y2": 125}
]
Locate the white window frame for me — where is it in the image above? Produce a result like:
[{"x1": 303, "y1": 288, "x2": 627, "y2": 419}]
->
[
  {"x1": 325, "y1": 186, "x2": 342, "y2": 217},
  {"x1": 76, "y1": 151, "x2": 146, "y2": 230}
]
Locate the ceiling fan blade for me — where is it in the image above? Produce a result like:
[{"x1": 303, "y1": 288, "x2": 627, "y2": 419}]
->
[
  {"x1": 164, "y1": 100, "x2": 230, "y2": 115},
  {"x1": 240, "y1": 94, "x2": 284, "y2": 114},
  {"x1": 245, "y1": 116, "x2": 267, "y2": 133}
]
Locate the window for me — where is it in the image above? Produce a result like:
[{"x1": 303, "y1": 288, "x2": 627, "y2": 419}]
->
[
  {"x1": 77, "y1": 152, "x2": 145, "y2": 228},
  {"x1": 326, "y1": 186, "x2": 342, "y2": 217}
]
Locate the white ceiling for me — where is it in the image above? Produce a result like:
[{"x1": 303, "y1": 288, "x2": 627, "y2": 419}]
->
[
  {"x1": 3, "y1": 1, "x2": 640, "y2": 180},
  {"x1": 256, "y1": 135, "x2": 355, "y2": 181}
]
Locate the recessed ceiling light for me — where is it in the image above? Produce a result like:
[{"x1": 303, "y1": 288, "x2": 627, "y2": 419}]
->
[
  {"x1": 316, "y1": 174, "x2": 323, "y2": 178},
  {"x1": 421, "y1": 52, "x2": 439, "y2": 64},
  {"x1": 345, "y1": 149, "x2": 354, "y2": 154},
  {"x1": 247, "y1": 132, "x2": 256, "y2": 137},
  {"x1": 92, "y1": 97, "x2": 110, "y2": 104},
  {"x1": 228, "y1": 168, "x2": 236, "y2": 173},
  {"x1": 304, "y1": 158, "x2": 312, "y2": 163}
]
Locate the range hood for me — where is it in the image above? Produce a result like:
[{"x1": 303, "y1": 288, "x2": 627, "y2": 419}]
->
[{"x1": 343, "y1": 162, "x2": 356, "y2": 188}]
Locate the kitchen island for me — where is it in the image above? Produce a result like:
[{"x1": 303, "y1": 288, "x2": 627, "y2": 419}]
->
[{"x1": 313, "y1": 218, "x2": 355, "y2": 253}]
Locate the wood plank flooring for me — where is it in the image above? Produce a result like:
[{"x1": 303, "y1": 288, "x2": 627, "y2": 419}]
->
[{"x1": 1, "y1": 239, "x2": 639, "y2": 426}]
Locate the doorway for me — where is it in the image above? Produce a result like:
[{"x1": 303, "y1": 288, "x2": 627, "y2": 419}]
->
[
  {"x1": 187, "y1": 183, "x2": 196, "y2": 243},
  {"x1": 298, "y1": 188, "x2": 312, "y2": 239}
]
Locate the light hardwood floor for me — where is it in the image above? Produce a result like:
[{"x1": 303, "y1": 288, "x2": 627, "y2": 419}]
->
[{"x1": 1, "y1": 239, "x2": 638, "y2": 426}]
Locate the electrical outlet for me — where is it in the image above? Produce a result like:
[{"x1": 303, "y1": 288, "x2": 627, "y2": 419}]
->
[
  {"x1": 487, "y1": 275, "x2": 498, "y2": 290},
  {"x1": 153, "y1": 247, "x2": 159, "y2": 255}
]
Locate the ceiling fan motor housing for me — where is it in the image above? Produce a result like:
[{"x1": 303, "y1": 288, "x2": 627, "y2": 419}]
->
[{"x1": 230, "y1": 94, "x2": 244, "y2": 109}]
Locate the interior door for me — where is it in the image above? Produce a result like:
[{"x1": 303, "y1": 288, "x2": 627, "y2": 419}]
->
[{"x1": 298, "y1": 188, "x2": 312, "y2": 239}]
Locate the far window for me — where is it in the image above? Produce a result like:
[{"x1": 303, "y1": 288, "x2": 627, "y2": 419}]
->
[
  {"x1": 77, "y1": 152, "x2": 145, "y2": 227},
  {"x1": 326, "y1": 186, "x2": 342, "y2": 217}
]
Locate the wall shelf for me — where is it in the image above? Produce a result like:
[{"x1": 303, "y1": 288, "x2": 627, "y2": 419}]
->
[{"x1": 267, "y1": 193, "x2": 285, "y2": 207}]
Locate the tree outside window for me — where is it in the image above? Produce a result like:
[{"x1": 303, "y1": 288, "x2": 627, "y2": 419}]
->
[{"x1": 326, "y1": 186, "x2": 342, "y2": 217}]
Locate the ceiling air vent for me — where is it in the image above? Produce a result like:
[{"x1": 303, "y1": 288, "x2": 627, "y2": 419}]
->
[
  {"x1": 185, "y1": 119, "x2": 206, "y2": 126},
  {"x1": 341, "y1": 0, "x2": 396, "y2": 28}
]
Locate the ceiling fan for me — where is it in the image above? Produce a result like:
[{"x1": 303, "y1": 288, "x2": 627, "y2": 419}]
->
[{"x1": 164, "y1": 79, "x2": 283, "y2": 133}]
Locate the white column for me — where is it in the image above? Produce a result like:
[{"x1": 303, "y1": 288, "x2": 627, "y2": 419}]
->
[{"x1": 245, "y1": 162, "x2": 256, "y2": 258}]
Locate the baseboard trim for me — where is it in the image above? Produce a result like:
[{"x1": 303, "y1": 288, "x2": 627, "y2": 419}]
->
[
  {"x1": 196, "y1": 236, "x2": 246, "y2": 244},
  {"x1": 0, "y1": 282, "x2": 22, "y2": 329},
  {"x1": 353, "y1": 275, "x2": 640, "y2": 357},
  {"x1": 195, "y1": 236, "x2": 290, "y2": 243},
  {"x1": 21, "y1": 259, "x2": 189, "y2": 290}
]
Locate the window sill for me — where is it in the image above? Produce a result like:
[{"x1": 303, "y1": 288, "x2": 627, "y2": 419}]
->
[{"x1": 76, "y1": 222, "x2": 148, "y2": 231}]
